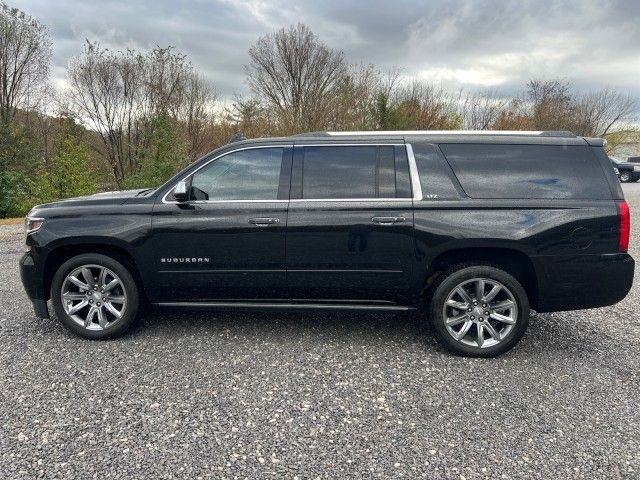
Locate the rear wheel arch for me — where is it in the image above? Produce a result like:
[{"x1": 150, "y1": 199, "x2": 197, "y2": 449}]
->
[{"x1": 423, "y1": 247, "x2": 539, "y2": 309}]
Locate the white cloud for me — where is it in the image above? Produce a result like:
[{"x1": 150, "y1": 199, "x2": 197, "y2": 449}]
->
[{"x1": 16, "y1": 0, "x2": 640, "y2": 102}]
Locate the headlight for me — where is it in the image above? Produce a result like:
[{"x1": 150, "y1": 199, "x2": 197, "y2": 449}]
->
[
  {"x1": 614, "y1": 168, "x2": 619, "y2": 174},
  {"x1": 25, "y1": 216, "x2": 45, "y2": 235}
]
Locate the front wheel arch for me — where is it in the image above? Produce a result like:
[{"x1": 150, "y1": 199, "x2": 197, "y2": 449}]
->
[{"x1": 43, "y1": 244, "x2": 146, "y2": 304}]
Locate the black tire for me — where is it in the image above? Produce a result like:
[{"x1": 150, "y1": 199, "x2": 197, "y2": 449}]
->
[
  {"x1": 50, "y1": 253, "x2": 141, "y2": 339},
  {"x1": 620, "y1": 171, "x2": 631, "y2": 182},
  {"x1": 428, "y1": 264, "x2": 530, "y2": 357}
]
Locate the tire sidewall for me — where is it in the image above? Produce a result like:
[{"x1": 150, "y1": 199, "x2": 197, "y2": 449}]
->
[
  {"x1": 50, "y1": 253, "x2": 140, "y2": 339},
  {"x1": 429, "y1": 265, "x2": 530, "y2": 357}
]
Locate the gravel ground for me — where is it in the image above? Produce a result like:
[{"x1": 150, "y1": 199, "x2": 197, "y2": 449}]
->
[{"x1": 1, "y1": 186, "x2": 639, "y2": 479}]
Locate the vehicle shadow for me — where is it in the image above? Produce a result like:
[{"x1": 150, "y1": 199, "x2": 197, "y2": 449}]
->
[{"x1": 36, "y1": 305, "x2": 615, "y2": 360}]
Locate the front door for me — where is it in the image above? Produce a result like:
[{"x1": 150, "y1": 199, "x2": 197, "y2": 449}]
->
[
  {"x1": 285, "y1": 143, "x2": 415, "y2": 302},
  {"x1": 145, "y1": 145, "x2": 292, "y2": 301}
]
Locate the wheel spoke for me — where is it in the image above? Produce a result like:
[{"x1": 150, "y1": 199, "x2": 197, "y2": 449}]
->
[
  {"x1": 446, "y1": 299, "x2": 469, "y2": 310},
  {"x1": 81, "y1": 267, "x2": 95, "y2": 286},
  {"x1": 104, "y1": 279, "x2": 119, "y2": 291},
  {"x1": 474, "y1": 280, "x2": 485, "y2": 301},
  {"x1": 483, "y1": 284, "x2": 502, "y2": 302},
  {"x1": 97, "y1": 267, "x2": 108, "y2": 289},
  {"x1": 446, "y1": 313, "x2": 469, "y2": 326},
  {"x1": 63, "y1": 292, "x2": 86, "y2": 301},
  {"x1": 85, "y1": 306, "x2": 97, "y2": 327},
  {"x1": 491, "y1": 300, "x2": 515, "y2": 311},
  {"x1": 97, "y1": 308, "x2": 108, "y2": 328},
  {"x1": 484, "y1": 322, "x2": 501, "y2": 341},
  {"x1": 108, "y1": 295, "x2": 125, "y2": 304},
  {"x1": 68, "y1": 299, "x2": 88, "y2": 315},
  {"x1": 490, "y1": 312, "x2": 516, "y2": 325},
  {"x1": 68, "y1": 275, "x2": 89, "y2": 290},
  {"x1": 454, "y1": 286, "x2": 473, "y2": 304},
  {"x1": 455, "y1": 320, "x2": 473, "y2": 340},
  {"x1": 476, "y1": 324, "x2": 485, "y2": 347},
  {"x1": 104, "y1": 302, "x2": 122, "y2": 319}
]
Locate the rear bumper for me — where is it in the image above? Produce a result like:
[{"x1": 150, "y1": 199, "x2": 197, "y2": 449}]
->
[
  {"x1": 534, "y1": 253, "x2": 634, "y2": 312},
  {"x1": 19, "y1": 250, "x2": 50, "y2": 318}
]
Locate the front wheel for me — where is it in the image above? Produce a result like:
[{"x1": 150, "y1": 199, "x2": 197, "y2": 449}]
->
[
  {"x1": 620, "y1": 171, "x2": 631, "y2": 182},
  {"x1": 428, "y1": 265, "x2": 530, "y2": 357},
  {"x1": 51, "y1": 253, "x2": 141, "y2": 339}
]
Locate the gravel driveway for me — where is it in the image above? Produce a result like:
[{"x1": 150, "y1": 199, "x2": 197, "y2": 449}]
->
[{"x1": 1, "y1": 185, "x2": 639, "y2": 479}]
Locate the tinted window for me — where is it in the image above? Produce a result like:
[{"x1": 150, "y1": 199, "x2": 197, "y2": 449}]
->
[
  {"x1": 190, "y1": 148, "x2": 283, "y2": 201},
  {"x1": 412, "y1": 143, "x2": 461, "y2": 200},
  {"x1": 302, "y1": 146, "x2": 377, "y2": 199},
  {"x1": 394, "y1": 146, "x2": 413, "y2": 198},
  {"x1": 377, "y1": 146, "x2": 396, "y2": 198},
  {"x1": 439, "y1": 144, "x2": 610, "y2": 199}
]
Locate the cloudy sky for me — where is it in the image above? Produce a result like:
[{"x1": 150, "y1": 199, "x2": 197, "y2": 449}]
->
[{"x1": 17, "y1": 0, "x2": 640, "y2": 100}]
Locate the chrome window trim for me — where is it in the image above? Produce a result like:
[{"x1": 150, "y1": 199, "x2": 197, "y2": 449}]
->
[
  {"x1": 405, "y1": 143, "x2": 422, "y2": 201},
  {"x1": 289, "y1": 198, "x2": 413, "y2": 203},
  {"x1": 162, "y1": 142, "x2": 421, "y2": 204}
]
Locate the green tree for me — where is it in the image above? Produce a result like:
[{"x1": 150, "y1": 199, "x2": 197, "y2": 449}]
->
[
  {"x1": 0, "y1": 122, "x2": 40, "y2": 217},
  {"x1": 126, "y1": 115, "x2": 189, "y2": 189},
  {"x1": 20, "y1": 120, "x2": 97, "y2": 211}
]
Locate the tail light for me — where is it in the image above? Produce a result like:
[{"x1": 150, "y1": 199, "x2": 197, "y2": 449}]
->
[{"x1": 617, "y1": 201, "x2": 630, "y2": 252}]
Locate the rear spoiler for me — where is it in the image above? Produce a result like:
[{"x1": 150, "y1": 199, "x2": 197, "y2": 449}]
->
[{"x1": 583, "y1": 137, "x2": 605, "y2": 147}]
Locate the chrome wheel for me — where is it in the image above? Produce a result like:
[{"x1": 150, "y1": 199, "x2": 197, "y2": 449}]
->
[
  {"x1": 60, "y1": 264, "x2": 127, "y2": 331},
  {"x1": 442, "y1": 277, "x2": 517, "y2": 348}
]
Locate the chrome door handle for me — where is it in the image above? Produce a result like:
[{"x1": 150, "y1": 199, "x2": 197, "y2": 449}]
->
[
  {"x1": 371, "y1": 216, "x2": 405, "y2": 225},
  {"x1": 249, "y1": 217, "x2": 281, "y2": 226}
]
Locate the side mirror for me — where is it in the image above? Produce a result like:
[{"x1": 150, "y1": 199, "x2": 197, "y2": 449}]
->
[{"x1": 173, "y1": 180, "x2": 189, "y2": 202}]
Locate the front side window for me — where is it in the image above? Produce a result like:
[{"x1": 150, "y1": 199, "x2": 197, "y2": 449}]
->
[{"x1": 189, "y1": 147, "x2": 284, "y2": 201}]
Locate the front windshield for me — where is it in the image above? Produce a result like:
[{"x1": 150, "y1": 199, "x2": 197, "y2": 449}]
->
[{"x1": 610, "y1": 156, "x2": 623, "y2": 164}]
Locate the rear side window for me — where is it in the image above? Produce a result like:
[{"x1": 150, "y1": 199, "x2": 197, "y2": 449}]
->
[
  {"x1": 300, "y1": 146, "x2": 410, "y2": 199},
  {"x1": 439, "y1": 144, "x2": 611, "y2": 199}
]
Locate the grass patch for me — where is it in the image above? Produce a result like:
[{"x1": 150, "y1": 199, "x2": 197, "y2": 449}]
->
[{"x1": 0, "y1": 217, "x2": 23, "y2": 225}]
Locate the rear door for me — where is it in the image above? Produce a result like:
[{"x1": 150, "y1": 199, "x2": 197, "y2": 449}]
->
[{"x1": 285, "y1": 143, "x2": 416, "y2": 302}]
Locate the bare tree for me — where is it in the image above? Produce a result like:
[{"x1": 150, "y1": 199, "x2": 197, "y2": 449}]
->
[
  {"x1": 67, "y1": 42, "x2": 216, "y2": 186},
  {"x1": 391, "y1": 81, "x2": 459, "y2": 130},
  {"x1": 461, "y1": 89, "x2": 511, "y2": 130},
  {"x1": 245, "y1": 23, "x2": 347, "y2": 132},
  {"x1": 574, "y1": 88, "x2": 637, "y2": 137},
  {"x1": 0, "y1": 3, "x2": 51, "y2": 123}
]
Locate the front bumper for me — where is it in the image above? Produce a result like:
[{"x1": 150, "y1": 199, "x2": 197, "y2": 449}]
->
[
  {"x1": 19, "y1": 250, "x2": 50, "y2": 318},
  {"x1": 534, "y1": 253, "x2": 634, "y2": 312}
]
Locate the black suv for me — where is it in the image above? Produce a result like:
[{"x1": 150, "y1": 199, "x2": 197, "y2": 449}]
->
[
  {"x1": 20, "y1": 131, "x2": 634, "y2": 357},
  {"x1": 610, "y1": 156, "x2": 640, "y2": 183}
]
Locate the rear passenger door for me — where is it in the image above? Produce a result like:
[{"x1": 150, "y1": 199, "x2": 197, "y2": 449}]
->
[{"x1": 285, "y1": 143, "x2": 415, "y2": 302}]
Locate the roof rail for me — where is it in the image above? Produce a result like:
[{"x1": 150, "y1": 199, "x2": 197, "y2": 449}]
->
[{"x1": 295, "y1": 130, "x2": 577, "y2": 138}]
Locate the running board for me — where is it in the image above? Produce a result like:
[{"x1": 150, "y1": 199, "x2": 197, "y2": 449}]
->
[{"x1": 153, "y1": 301, "x2": 415, "y2": 312}]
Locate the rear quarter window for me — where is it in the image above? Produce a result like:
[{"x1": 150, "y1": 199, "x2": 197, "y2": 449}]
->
[{"x1": 439, "y1": 144, "x2": 611, "y2": 199}]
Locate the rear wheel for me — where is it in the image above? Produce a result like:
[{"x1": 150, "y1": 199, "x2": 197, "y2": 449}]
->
[
  {"x1": 51, "y1": 253, "x2": 140, "y2": 339},
  {"x1": 428, "y1": 264, "x2": 530, "y2": 357}
]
